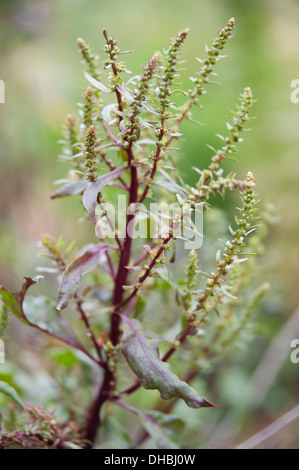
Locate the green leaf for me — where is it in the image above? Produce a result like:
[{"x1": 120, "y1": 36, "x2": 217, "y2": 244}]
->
[
  {"x1": 137, "y1": 411, "x2": 178, "y2": 449},
  {"x1": 120, "y1": 318, "x2": 214, "y2": 408},
  {"x1": 57, "y1": 244, "x2": 112, "y2": 310},
  {"x1": 142, "y1": 410, "x2": 184, "y2": 448},
  {"x1": 0, "y1": 301, "x2": 9, "y2": 336},
  {"x1": 145, "y1": 410, "x2": 184, "y2": 429},
  {"x1": 122, "y1": 285, "x2": 134, "y2": 291},
  {"x1": 65, "y1": 240, "x2": 76, "y2": 256},
  {"x1": 0, "y1": 380, "x2": 24, "y2": 409},
  {"x1": 83, "y1": 167, "x2": 127, "y2": 224}
]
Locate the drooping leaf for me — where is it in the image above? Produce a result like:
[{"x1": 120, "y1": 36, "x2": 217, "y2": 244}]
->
[
  {"x1": 23, "y1": 296, "x2": 78, "y2": 340},
  {"x1": 50, "y1": 180, "x2": 88, "y2": 199},
  {"x1": 82, "y1": 167, "x2": 128, "y2": 224},
  {"x1": 0, "y1": 381, "x2": 24, "y2": 409},
  {"x1": 57, "y1": 244, "x2": 112, "y2": 310},
  {"x1": 84, "y1": 71, "x2": 110, "y2": 93},
  {"x1": 120, "y1": 318, "x2": 214, "y2": 408},
  {"x1": 0, "y1": 277, "x2": 78, "y2": 344},
  {"x1": 0, "y1": 276, "x2": 42, "y2": 323}
]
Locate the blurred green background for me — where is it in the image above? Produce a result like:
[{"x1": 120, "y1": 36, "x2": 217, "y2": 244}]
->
[{"x1": 0, "y1": 0, "x2": 299, "y2": 448}]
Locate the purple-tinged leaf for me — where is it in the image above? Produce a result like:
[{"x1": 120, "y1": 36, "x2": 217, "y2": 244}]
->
[
  {"x1": 124, "y1": 265, "x2": 144, "y2": 271},
  {"x1": 0, "y1": 277, "x2": 78, "y2": 344},
  {"x1": 143, "y1": 102, "x2": 159, "y2": 115},
  {"x1": 113, "y1": 108, "x2": 128, "y2": 119},
  {"x1": 120, "y1": 318, "x2": 215, "y2": 409},
  {"x1": 84, "y1": 71, "x2": 110, "y2": 93},
  {"x1": 126, "y1": 74, "x2": 140, "y2": 86},
  {"x1": 134, "y1": 139, "x2": 156, "y2": 149},
  {"x1": 176, "y1": 193, "x2": 184, "y2": 206},
  {"x1": 154, "y1": 180, "x2": 186, "y2": 197},
  {"x1": 51, "y1": 180, "x2": 88, "y2": 199},
  {"x1": 101, "y1": 103, "x2": 117, "y2": 122},
  {"x1": 36, "y1": 267, "x2": 59, "y2": 274},
  {"x1": 57, "y1": 244, "x2": 112, "y2": 310},
  {"x1": 139, "y1": 118, "x2": 153, "y2": 129},
  {"x1": 118, "y1": 50, "x2": 133, "y2": 55},
  {"x1": 168, "y1": 132, "x2": 183, "y2": 137},
  {"x1": 116, "y1": 85, "x2": 134, "y2": 104},
  {"x1": 0, "y1": 276, "x2": 42, "y2": 323},
  {"x1": 157, "y1": 168, "x2": 188, "y2": 196},
  {"x1": 83, "y1": 167, "x2": 128, "y2": 224},
  {"x1": 23, "y1": 296, "x2": 78, "y2": 340}
]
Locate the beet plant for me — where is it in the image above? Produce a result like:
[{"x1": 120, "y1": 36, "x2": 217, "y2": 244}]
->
[{"x1": 0, "y1": 19, "x2": 269, "y2": 449}]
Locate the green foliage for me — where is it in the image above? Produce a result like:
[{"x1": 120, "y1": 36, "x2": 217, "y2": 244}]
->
[
  {"x1": 0, "y1": 19, "x2": 269, "y2": 449},
  {"x1": 0, "y1": 381, "x2": 24, "y2": 409},
  {"x1": 0, "y1": 405, "x2": 85, "y2": 449}
]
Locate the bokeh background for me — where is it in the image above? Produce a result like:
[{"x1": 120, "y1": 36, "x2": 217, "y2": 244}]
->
[{"x1": 0, "y1": 0, "x2": 299, "y2": 448}]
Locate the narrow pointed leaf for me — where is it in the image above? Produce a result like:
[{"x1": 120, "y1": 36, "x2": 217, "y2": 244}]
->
[
  {"x1": 157, "y1": 168, "x2": 188, "y2": 196},
  {"x1": 143, "y1": 102, "x2": 159, "y2": 115},
  {"x1": 83, "y1": 167, "x2": 127, "y2": 224},
  {"x1": 57, "y1": 244, "x2": 111, "y2": 310},
  {"x1": 116, "y1": 85, "x2": 134, "y2": 104},
  {"x1": 101, "y1": 103, "x2": 117, "y2": 122},
  {"x1": 84, "y1": 71, "x2": 110, "y2": 93},
  {"x1": 51, "y1": 180, "x2": 88, "y2": 199},
  {"x1": 120, "y1": 318, "x2": 214, "y2": 408}
]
